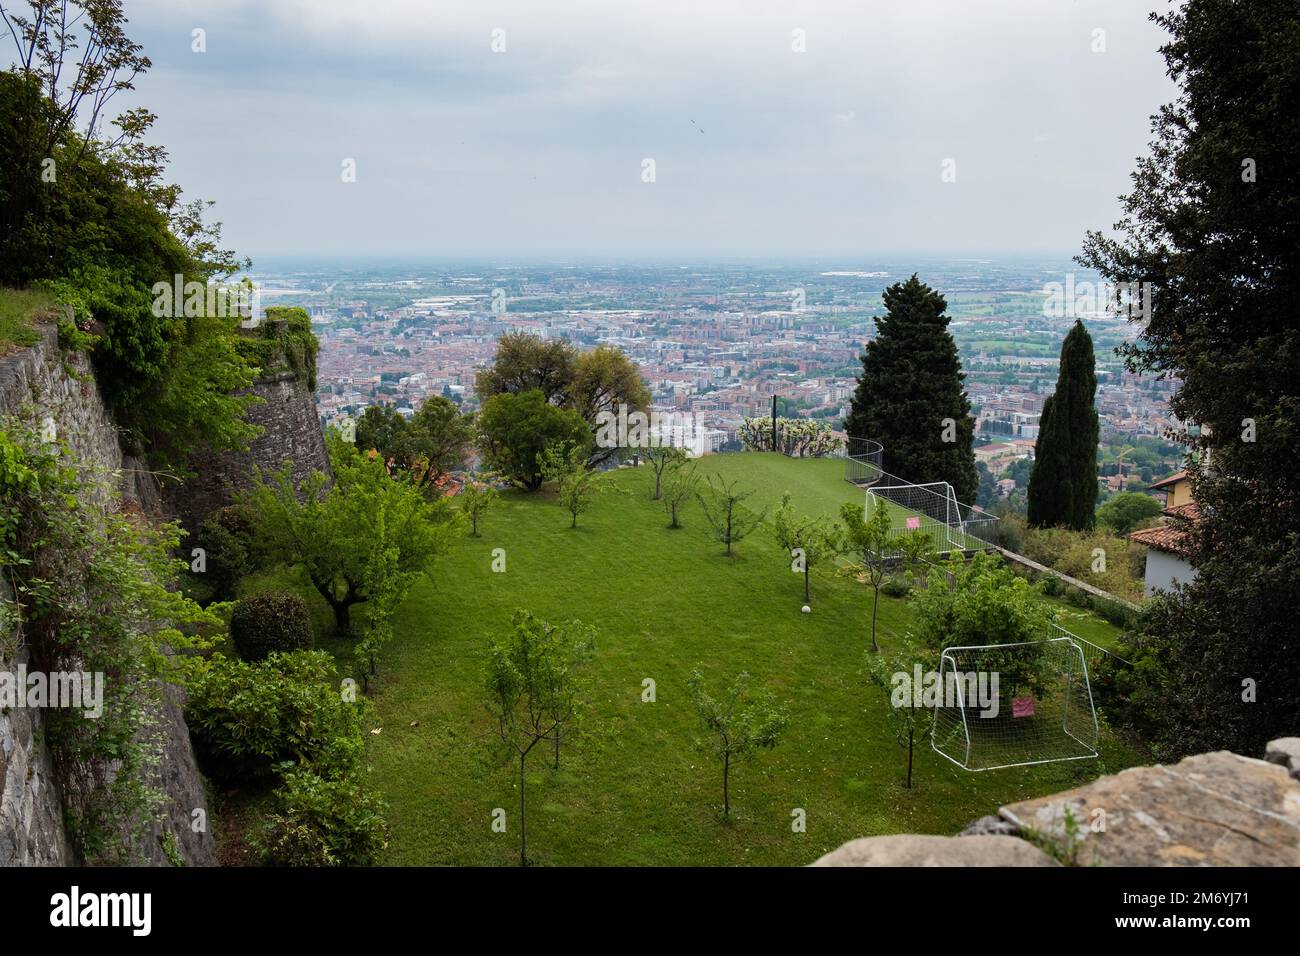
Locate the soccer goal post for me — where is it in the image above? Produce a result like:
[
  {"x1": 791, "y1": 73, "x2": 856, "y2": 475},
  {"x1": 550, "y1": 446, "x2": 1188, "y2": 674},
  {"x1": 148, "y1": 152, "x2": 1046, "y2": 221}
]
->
[
  {"x1": 930, "y1": 637, "x2": 1099, "y2": 771},
  {"x1": 865, "y1": 481, "x2": 965, "y2": 555}
]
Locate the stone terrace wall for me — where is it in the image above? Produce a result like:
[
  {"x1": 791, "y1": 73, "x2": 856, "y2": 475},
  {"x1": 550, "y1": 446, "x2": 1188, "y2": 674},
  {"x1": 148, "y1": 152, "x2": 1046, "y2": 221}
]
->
[
  {"x1": 0, "y1": 320, "x2": 216, "y2": 866},
  {"x1": 164, "y1": 367, "x2": 330, "y2": 533}
]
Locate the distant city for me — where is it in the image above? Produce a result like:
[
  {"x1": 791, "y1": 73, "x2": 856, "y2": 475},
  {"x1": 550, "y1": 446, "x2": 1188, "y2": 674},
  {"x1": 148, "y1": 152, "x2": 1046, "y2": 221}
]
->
[{"x1": 247, "y1": 258, "x2": 1185, "y2": 501}]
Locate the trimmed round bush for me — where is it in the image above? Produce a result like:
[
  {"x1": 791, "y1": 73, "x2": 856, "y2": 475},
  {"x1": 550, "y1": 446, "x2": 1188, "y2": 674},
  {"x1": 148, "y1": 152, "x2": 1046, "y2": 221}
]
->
[{"x1": 229, "y1": 591, "x2": 312, "y2": 661}]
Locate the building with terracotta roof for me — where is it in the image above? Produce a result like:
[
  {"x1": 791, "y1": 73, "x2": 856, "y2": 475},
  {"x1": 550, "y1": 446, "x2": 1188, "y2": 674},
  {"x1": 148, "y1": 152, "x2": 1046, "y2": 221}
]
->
[{"x1": 1129, "y1": 471, "x2": 1198, "y2": 595}]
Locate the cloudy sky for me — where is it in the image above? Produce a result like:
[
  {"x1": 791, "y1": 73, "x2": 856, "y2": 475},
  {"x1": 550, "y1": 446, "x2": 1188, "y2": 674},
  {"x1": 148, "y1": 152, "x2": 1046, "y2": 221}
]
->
[{"x1": 115, "y1": 0, "x2": 1177, "y2": 261}]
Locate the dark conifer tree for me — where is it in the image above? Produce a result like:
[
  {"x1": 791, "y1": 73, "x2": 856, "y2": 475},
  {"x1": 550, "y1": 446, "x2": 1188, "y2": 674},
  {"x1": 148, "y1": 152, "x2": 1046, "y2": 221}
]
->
[
  {"x1": 1079, "y1": 0, "x2": 1300, "y2": 757},
  {"x1": 843, "y1": 275, "x2": 977, "y2": 502},
  {"x1": 1026, "y1": 320, "x2": 1099, "y2": 530}
]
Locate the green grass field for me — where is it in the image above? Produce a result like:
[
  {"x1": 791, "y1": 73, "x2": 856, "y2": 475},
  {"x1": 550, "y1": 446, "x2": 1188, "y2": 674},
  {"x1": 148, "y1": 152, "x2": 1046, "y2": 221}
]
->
[
  {"x1": 0, "y1": 287, "x2": 52, "y2": 354},
  {"x1": 242, "y1": 452, "x2": 1142, "y2": 866}
]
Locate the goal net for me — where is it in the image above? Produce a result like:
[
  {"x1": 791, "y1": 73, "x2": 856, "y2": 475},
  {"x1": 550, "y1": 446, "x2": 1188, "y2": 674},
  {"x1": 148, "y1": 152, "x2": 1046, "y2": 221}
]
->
[
  {"x1": 866, "y1": 481, "x2": 982, "y2": 556},
  {"x1": 930, "y1": 636, "x2": 1099, "y2": 771}
]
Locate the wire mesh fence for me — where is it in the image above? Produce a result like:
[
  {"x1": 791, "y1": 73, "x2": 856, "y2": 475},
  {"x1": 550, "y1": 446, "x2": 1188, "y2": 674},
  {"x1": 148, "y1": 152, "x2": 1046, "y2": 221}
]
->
[
  {"x1": 866, "y1": 482, "x2": 997, "y2": 557},
  {"x1": 930, "y1": 636, "x2": 1099, "y2": 771},
  {"x1": 843, "y1": 436, "x2": 884, "y2": 486},
  {"x1": 843, "y1": 435, "x2": 999, "y2": 555}
]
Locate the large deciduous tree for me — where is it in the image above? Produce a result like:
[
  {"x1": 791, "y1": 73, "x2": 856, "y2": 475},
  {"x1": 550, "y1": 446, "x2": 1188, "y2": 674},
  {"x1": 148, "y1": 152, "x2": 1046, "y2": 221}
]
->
[
  {"x1": 1079, "y1": 0, "x2": 1300, "y2": 758},
  {"x1": 355, "y1": 396, "x2": 473, "y2": 493},
  {"x1": 476, "y1": 389, "x2": 590, "y2": 491},
  {"x1": 843, "y1": 275, "x2": 978, "y2": 502},
  {"x1": 475, "y1": 332, "x2": 576, "y2": 406},
  {"x1": 476, "y1": 334, "x2": 649, "y2": 464},
  {"x1": 1027, "y1": 320, "x2": 1099, "y2": 530},
  {"x1": 570, "y1": 344, "x2": 651, "y2": 465}
]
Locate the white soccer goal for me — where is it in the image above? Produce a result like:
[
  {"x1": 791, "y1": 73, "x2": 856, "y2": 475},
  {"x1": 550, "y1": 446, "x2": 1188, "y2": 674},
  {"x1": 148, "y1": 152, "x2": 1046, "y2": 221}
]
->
[
  {"x1": 866, "y1": 481, "x2": 968, "y2": 556},
  {"x1": 930, "y1": 636, "x2": 1099, "y2": 771}
]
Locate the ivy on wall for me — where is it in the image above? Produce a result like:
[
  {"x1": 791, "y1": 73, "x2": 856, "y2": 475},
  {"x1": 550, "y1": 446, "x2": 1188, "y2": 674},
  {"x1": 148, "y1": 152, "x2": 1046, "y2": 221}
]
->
[{"x1": 0, "y1": 417, "x2": 223, "y2": 862}]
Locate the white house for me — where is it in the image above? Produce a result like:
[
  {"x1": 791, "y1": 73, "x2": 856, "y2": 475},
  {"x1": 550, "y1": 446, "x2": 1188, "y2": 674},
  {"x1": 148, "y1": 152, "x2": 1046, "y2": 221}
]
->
[{"x1": 1128, "y1": 472, "x2": 1198, "y2": 595}]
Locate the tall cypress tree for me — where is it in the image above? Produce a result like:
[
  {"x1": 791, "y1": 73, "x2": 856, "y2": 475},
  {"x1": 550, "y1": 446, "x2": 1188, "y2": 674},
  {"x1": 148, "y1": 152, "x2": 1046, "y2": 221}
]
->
[
  {"x1": 843, "y1": 275, "x2": 977, "y2": 502},
  {"x1": 1026, "y1": 320, "x2": 1099, "y2": 530}
]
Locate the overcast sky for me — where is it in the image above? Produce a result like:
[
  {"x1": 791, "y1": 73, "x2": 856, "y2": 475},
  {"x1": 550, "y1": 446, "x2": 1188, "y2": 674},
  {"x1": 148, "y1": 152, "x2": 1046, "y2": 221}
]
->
[{"x1": 116, "y1": 0, "x2": 1177, "y2": 261}]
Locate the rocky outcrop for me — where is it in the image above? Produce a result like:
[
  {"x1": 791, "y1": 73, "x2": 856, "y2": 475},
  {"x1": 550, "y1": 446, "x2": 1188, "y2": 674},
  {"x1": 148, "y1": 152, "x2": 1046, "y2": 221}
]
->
[
  {"x1": 816, "y1": 739, "x2": 1300, "y2": 866},
  {"x1": 812, "y1": 834, "x2": 1057, "y2": 867},
  {"x1": 1264, "y1": 737, "x2": 1300, "y2": 780},
  {"x1": 997, "y1": 747, "x2": 1300, "y2": 866}
]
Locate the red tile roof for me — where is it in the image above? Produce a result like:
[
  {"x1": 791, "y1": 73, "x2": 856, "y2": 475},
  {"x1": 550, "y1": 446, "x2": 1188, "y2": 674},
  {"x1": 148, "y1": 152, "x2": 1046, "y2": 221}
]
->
[
  {"x1": 1148, "y1": 469, "x2": 1188, "y2": 491},
  {"x1": 1129, "y1": 501, "x2": 1199, "y2": 556},
  {"x1": 1128, "y1": 523, "x2": 1192, "y2": 556}
]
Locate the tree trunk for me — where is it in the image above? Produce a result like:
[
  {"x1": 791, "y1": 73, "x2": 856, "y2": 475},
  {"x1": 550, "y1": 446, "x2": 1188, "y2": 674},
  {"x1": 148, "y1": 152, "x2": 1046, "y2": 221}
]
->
[
  {"x1": 519, "y1": 751, "x2": 528, "y2": 866},
  {"x1": 571, "y1": 510, "x2": 578, "y2": 528},
  {"x1": 722, "y1": 751, "x2": 730, "y2": 816},
  {"x1": 906, "y1": 727, "x2": 914, "y2": 789},
  {"x1": 553, "y1": 726, "x2": 561, "y2": 769},
  {"x1": 870, "y1": 588, "x2": 880, "y2": 652},
  {"x1": 803, "y1": 565, "x2": 811, "y2": 603},
  {"x1": 311, "y1": 576, "x2": 356, "y2": 635}
]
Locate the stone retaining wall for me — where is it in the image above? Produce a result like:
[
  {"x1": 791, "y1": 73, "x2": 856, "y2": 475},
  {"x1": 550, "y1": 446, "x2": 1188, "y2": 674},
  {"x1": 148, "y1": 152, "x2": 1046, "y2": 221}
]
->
[{"x1": 0, "y1": 319, "x2": 216, "y2": 866}]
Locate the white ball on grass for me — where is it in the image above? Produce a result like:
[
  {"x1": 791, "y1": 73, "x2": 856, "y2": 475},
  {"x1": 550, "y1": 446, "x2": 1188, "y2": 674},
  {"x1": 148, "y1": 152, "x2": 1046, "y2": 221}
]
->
[{"x1": 801, "y1": 605, "x2": 811, "y2": 614}]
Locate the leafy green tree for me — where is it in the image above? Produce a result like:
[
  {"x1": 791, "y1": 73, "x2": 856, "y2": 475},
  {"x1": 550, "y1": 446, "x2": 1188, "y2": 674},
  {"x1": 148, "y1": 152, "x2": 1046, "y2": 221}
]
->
[
  {"x1": 355, "y1": 405, "x2": 408, "y2": 461},
  {"x1": 863, "y1": 651, "x2": 935, "y2": 789},
  {"x1": 485, "y1": 610, "x2": 595, "y2": 865},
  {"x1": 695, "y1": 474, "x2": 767, "y2": 557},
  {"x1": 475, "y1": 332, "x2": 576, "y2": 405},
  {"x1": 476, "y1": 389, "x2": 589, "y2": 491},
  {"x1": 843, "y1": 275, "x2": 978, "y2": 502},
  {"x1": 354, "y1": 396, "x2": 473, "y2": 492},
  {"x1": 662, "y1": 460, "x2": 699, "y2": 529},
  {"x1": 771, "y1": 492, "x2": 839, "y2": 605},
  {"x1": 909, "y1": 552, "x2": 1054, "y2": 698},
  {"x1": 457, "y1": 474, "x2": 500, "y2": 537},
  {"x1": 476, "y1": 334, "x2": 649, "y2": 464},
  {"x1": 242, "y1": 436, "x2": 460, "y2": 635},
  {"x1": 539, "y1": 441, "x2": 606, "y2": 528},
  {"x1": 0, "y1": 1, "x2": 155, "y2": 264},
  {"x1": 1007, "y1": 456, "x2": 1033, "y2": 490},
  {"x1": 1078, "y1": 0, "x2": 1300, "y2": 757},
  {"x1": 1027, "y1": 321, "x2": 1099, "y2": 530},
  {"x1": 403, "y1": 396, "x2": 474, "y2": 490},
  {"x1": 641, "y1": 444, "x2": 688, "y2": 500},
  {"x1": 570, "y1": 344, "x2": 651, "y2": 464},
  {"x1": 837, "y1": 502, "x2": 935, "y2": 653},
  {"x1": 686, "y1": 669, "x2": 789, "y2": 817},
  {"x1": 0, "y1": 12, "x2": 260, "y2": 468},
  {"x1": 1096, "y1": 491, "x2": 1163, "y2": 535}
]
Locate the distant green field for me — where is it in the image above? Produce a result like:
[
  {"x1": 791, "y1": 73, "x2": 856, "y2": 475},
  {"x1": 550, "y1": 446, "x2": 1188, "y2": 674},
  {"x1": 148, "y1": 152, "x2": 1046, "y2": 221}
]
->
[{"x1": 242, "y1": 452, "x2": 1140, "y2": 866}]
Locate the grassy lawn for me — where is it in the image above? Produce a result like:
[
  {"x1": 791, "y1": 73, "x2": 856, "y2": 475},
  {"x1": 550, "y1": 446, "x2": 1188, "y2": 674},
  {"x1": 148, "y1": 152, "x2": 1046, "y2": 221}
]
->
[
  {"x1": 242, "y1": 452, "x2": 1142, "y2": 866},
  {"x1": 0, "y1": 287, "x2": 53, "y2": 354}
]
